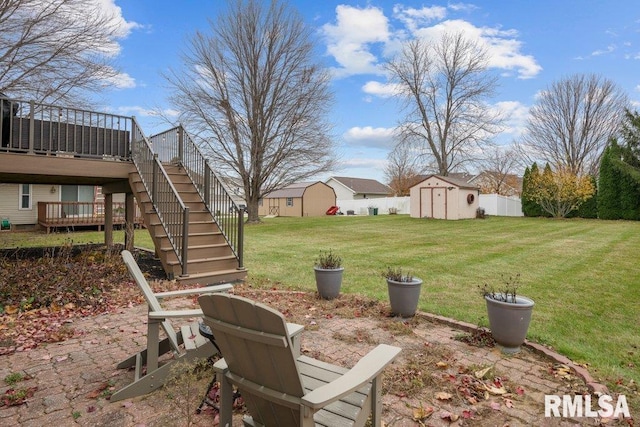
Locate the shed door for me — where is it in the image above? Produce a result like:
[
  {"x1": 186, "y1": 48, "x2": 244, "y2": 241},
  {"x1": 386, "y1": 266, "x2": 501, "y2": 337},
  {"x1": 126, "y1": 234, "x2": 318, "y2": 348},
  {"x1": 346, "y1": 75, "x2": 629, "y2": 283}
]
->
[
  {"x1": 268, "y1": 199, "x2": 280, "y2": 216},
  {"x1": 420, "y1": 187, "x2": 447, "y2": 219}
]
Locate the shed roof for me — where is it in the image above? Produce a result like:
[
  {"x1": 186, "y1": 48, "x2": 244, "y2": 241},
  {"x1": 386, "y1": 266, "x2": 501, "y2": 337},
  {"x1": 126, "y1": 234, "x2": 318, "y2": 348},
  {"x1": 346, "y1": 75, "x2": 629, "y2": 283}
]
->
[
  {"x1": 263, "y1": 182, "x2": 316, "y2": 198},
  {"x1": 329, "y1": 176, "x2": 392, "y2": 195},
  {"x1": 412, "y1": 174, "x2": 479, "y2": 190}
]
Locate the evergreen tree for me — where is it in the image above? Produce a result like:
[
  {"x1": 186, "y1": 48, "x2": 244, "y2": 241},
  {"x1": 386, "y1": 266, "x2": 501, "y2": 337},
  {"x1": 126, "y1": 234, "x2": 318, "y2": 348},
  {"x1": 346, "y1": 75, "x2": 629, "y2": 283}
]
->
[
  {"x1": 521, "y1": 163, "x2": 546, "y2": 217},
  {"x1": 598, "y1": 142, "x2": 622, "y2": 219}
]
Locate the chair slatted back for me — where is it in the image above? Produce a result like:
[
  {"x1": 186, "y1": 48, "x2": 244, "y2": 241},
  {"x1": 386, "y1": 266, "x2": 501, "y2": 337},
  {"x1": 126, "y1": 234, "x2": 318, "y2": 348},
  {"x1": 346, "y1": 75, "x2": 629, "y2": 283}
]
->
[
  {"x1": 199, "y1": 293, "x2": 305, "y2": 426},
  {"x1": 121, "y1": 250, "x2": 180, "y2": 351}
]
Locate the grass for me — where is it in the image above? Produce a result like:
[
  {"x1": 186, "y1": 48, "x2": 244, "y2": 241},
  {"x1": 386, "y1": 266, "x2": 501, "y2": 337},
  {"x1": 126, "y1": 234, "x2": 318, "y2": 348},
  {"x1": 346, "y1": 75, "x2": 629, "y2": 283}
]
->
[
  {"x1": 242, "y1": 215, "x2": 640, "y2": 395},
  {"x1": 2, "y1": 216, "x2": 639, "y2": 399}
]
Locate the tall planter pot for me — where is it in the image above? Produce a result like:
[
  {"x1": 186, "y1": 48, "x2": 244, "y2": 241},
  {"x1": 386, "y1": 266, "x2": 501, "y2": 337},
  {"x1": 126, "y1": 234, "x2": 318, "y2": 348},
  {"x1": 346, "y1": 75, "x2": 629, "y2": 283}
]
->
[
  {"x1": 485, "y1": 295, "x2": 534, "y2": 354},
  {"x1": 314, "y1": 267, "x2": 344, "y2": 300},
  {"x1": 386, "y1": 278, "x2": 422, "y2": 317}
]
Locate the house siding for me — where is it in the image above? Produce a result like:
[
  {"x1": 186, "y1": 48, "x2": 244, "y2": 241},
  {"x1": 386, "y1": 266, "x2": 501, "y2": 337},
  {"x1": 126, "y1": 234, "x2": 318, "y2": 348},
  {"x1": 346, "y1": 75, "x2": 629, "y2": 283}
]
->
[{"x1": 0, "y1": 183, "x2": 59, "y2": 225}]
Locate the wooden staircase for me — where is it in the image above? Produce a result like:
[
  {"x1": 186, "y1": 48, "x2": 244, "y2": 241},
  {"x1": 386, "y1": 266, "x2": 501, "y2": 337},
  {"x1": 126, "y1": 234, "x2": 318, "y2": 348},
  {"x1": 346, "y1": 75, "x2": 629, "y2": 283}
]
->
[{"x1": 129, "y1": 164, "x2": 247, "y2": 286}]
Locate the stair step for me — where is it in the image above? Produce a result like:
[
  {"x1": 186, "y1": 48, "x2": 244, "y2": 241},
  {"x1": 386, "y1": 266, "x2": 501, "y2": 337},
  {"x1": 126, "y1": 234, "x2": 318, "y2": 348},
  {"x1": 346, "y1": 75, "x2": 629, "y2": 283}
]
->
[{"x1": 176, "y1": 269, "x2": 247, "y2": 286}]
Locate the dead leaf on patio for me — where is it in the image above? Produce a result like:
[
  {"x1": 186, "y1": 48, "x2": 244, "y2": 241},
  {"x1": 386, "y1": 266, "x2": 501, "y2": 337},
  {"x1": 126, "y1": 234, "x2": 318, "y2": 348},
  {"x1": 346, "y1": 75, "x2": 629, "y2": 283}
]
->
[
  {"x1": 475, "y1": 366, "x2": 493, "y2": 379},
  {"x1": 413, "y1": 406, "x2": 434, "y2": 420},
  {"x1": 440, "y1": 411, "x2": 459, "y2": 422},
  {"x1": 515, "y1": 386, "x2": 525, "y2": 395},
  {"x1": 436, "y1": 361, "x2": 448, "y2": 369},
  {"x1": 435, "y1": 391, "x2": 453, "y2": 400},
  {"x1": 485, "y1": 384, "x2": 507, "y2": 395},
  {"x1": 86, "y1": 382, "x2": 110, "y2": 399},
  {"x1": 490, "y1": 401, "x2": 501, "y2": 410},
  {"x1": 503, "y1": 398, "x2": 514, "y2": 408}
]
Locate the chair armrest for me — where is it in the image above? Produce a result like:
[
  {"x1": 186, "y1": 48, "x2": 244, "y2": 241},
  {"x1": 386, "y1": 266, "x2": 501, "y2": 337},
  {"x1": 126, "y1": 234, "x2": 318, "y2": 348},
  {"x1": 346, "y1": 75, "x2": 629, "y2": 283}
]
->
[
  {"x1": 148, "y1": 309, "x2": 203, "y2": 319},
  {"x1": 301, "y1": 344, "x2": 401, "y2": 409},
  {"x1": 154, "y1": 284, "x2": 233, "y2": 300}
]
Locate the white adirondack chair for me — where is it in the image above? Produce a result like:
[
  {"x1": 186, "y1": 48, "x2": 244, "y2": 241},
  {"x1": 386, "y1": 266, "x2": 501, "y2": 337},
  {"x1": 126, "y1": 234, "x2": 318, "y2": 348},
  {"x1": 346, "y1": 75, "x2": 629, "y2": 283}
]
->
[{"x1": 198, "y1": 293, "x2": 401, "y2": 427}]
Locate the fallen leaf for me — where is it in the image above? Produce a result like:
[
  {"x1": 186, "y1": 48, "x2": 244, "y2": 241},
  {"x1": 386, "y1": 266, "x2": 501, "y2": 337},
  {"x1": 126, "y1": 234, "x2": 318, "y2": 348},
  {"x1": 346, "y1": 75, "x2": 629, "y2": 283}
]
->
[
  {"x1": 485, "y1": 384, "x2": 507, "y2": 395},
  {"x1": 413, "y1": 406, "x2": 434, "y2": 420},
  {"x1": 503, "y1": 398, "x2": 514, "y2": 408},
  {"x1": 436, "y1": 361, "x2": 448, "y2": 369},
  {"x1": 515, "y1": 386, "x2": 525, "y2": 395},
  {"x1": 440, "y1": 411, "x2": 459, "y2": 422},
  {"x1": 475, "y1": 366, "x2": 493, "y2": 379},
  {"x1": 435, "y1": 391, "x2": 453, "y2": 400},
  {"x1": 490, "y1": 401, "x2": 501, "y2": 410}
]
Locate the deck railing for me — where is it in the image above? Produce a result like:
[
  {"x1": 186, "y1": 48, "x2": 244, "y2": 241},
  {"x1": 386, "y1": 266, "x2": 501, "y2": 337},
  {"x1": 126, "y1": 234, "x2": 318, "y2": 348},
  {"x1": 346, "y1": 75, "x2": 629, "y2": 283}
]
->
[
  {"x1": 1, "y1": 96, "x2": 131, "y2": 160},
  {"x1": 37, "y1": 201, "x2": 143, "y2": 233},
  {"x1": 149, "y1": 126, "x2": 244, "y2": 267},
  {"x1": 131, "y1": 120, "x2": 190, "y2": 276}
]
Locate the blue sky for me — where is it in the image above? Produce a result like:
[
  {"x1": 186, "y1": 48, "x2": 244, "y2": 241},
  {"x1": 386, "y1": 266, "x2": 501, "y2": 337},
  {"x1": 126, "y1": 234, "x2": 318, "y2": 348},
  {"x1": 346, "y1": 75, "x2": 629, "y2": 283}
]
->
[{"x1": 99, "y1": 0, "x2": 640, "y2": 183}]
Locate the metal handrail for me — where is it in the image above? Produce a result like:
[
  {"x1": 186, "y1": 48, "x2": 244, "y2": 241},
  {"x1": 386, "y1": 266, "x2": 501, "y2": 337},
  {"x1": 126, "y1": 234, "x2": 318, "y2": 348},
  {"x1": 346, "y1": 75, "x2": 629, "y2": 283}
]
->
[
  {"x1": 131, "y1": 120, "x2": 190, "y2": 276},
  {"x1": 149, "y1": 126, "x2": 244, "y2": 268}
]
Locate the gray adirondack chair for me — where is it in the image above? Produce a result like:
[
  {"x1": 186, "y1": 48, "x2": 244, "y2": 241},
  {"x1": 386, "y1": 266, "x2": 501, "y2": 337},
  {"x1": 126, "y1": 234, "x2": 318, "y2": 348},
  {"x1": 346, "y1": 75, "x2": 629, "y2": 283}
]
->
[
  {"x1": 111, "y1": 249, "x2": 233, "y2": 402},
  {"x1": 198, "y1": 293, "x2": 402, "y2": 427}
]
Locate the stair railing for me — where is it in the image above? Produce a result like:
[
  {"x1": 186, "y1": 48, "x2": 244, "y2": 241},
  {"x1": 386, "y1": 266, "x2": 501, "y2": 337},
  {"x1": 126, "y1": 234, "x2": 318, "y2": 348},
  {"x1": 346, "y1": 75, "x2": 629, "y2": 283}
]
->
[
  {"x1": 149, "y1": 125, "x2": 244, "y2": 268},
  {"x1": 131, "y1": 119, "x2": 190, "y2": 276}
]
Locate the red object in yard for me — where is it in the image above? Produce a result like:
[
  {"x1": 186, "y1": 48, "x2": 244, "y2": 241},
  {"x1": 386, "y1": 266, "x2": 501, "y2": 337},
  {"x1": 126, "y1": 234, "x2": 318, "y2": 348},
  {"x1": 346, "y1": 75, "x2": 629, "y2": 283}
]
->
[{"x1": 326, "y1": 206, "x2": 339, "y2": 215}]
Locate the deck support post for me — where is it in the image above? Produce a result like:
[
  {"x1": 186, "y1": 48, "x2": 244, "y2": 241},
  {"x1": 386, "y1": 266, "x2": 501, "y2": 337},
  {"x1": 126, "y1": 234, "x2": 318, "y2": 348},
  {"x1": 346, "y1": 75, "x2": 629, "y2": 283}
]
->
[
  {"x1": 124, "y1": 193, "x2": 135, "y2": 251},
  {"x1": 105, "y1": 193, "x2": 113, "y2": 247}
]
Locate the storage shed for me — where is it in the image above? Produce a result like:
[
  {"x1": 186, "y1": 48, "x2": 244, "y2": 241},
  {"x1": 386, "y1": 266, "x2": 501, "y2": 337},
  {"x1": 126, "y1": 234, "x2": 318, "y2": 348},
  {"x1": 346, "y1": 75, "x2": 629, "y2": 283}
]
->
[
  {"x1": 258, "y1": 181, "x2": 336, "y2": 217},
  {"x1": 409, "y1": 175, "x2": 480, "y2": 220}
]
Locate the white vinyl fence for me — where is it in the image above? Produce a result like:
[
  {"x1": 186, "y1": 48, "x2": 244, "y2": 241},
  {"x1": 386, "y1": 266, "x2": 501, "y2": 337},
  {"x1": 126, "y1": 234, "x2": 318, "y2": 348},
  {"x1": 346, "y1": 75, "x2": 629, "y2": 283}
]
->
[
  {"x1": 478, "y1": 194, "x2": 523, "y2": 217},
  {"x1": 336, "y1": 197, "x2": 410, "y2": 215}
]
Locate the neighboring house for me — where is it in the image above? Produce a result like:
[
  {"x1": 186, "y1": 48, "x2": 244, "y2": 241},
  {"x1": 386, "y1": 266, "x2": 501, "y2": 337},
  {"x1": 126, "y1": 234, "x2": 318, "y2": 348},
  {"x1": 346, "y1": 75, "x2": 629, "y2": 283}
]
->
[
  {"x1": 469, "y1": 171, "x2": 523, "y2": 197},
  {"x1": 326, "y1": 176, "x2": 392, "y2": 200},
  {"x1": 409, "y1": 175, "x2": 480, "y2": 220},
  {"x1": 258, "y1": 181, "x2": 336, "y2": 217},
  {"x1": 0, "y1": 184, "x2": 126, "y2": 230}
]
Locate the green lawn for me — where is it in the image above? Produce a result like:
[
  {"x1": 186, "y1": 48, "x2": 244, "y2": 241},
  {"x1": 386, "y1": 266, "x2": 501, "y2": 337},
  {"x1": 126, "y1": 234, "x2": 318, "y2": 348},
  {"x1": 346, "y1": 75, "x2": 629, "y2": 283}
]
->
[
  {"x1": 2, "y1": 216, "x2": 638, "y2": 396},
  {"x1": 243, "y1": 215, "x2": 640, "y2": 394}
]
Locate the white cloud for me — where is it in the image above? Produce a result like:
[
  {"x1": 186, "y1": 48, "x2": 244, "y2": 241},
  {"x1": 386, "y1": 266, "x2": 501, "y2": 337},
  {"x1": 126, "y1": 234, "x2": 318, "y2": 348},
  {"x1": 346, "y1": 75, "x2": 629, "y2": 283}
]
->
[
  {"x1": 412, "y1": 20, "x2": 541, "y2": 79},
  {"x1": 101, "y1": 71, "x2": 136, "y2": 89},
  {"x1": 113, "y1": 106, "x2": 179, "y2": 118},
  {"x1": 591, "y1": 44, "x2": 617, "y2": 56},
  {"x1": 343, "y1": 126, "x2": 397, "y2": 149},
  {"x1": 392, "y1": 5, "x2": 447, "y2": 32},
  {"x1": 323, "y1": 6, "x2": 542, "y2": 81},
  {"x1": 321, "y1": 5, "x2": 391, "y2": 77},
  {"x1": 492, "y1": 101, "x2": 529, "y2": 137},
  {"x1": 361, "y1": 81, "x2": 401, "y2": 98}
]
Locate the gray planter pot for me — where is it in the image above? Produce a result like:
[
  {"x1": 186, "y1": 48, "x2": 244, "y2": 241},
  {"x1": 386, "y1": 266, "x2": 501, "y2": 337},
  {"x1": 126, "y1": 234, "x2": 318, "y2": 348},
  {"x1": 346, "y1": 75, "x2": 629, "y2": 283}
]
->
[
  {"x1": 314, "y1": 267, "x2": 344, "y2": 300},
  {"x1": 485, "y1": 295, "x2": 534, "y2": 354},
  {"x1": 386, "y1": 278, "x2": 422, "y2": 317}
]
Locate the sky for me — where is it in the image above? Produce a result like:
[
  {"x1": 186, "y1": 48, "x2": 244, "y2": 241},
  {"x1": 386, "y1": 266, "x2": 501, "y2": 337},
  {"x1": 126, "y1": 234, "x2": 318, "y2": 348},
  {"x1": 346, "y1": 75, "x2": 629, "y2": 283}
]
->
[{"x1": 97, "y1": 0, "x2": 640, "y2": 184}]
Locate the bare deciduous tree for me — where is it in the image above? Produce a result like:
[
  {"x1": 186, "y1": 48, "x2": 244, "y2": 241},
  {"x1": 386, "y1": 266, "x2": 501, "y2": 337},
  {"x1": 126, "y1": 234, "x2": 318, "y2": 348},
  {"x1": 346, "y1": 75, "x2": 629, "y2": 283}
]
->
[
  {"x1": 0, "y1": 0, "x2": 128, "y2": 105},
  {"x1": 385, "y1": 32, "x2": 502, "y2": 176},
  {"x1": 517, "y1": 73, "x2": 628, "y2": 176},
  {"x1": 384, "y1": 142, "x2": 424, "y2": 196},
  {"x1": 477, "y1": 145, "x2": 521, "y2": 195},
  {"x1": 166, "y1": 0, "x2": 335, "y2": 223}
]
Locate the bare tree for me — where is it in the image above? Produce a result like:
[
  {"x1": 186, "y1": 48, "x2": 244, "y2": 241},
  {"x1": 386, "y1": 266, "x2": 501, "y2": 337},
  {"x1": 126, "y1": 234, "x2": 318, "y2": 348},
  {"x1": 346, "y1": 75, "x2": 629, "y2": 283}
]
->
[
  {"x1": 166, "y1": 0, "x2": 335, "y2": 223},
  {"x1": 384, "y1": 142, "x2": 424, "y2": 196},
  {"x1": 477, "y1": 145, "x2": 521, "y2": 195},
  {"x1": 0, "y1": 0, "x2": 128, "y2": 106},
  {"x1": 385, "y1": 32, "x2": 502, "y2": 176},
  {"x1": 518, "y1": 73, "x2": 628, "y2": 176}
]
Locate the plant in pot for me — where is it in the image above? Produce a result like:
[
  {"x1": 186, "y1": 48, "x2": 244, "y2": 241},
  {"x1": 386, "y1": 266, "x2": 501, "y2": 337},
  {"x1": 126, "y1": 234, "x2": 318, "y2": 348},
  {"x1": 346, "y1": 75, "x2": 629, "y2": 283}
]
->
[
  {"x1": 481, "y1": 273, "x2": 534, "y2": 354},
  {"x1": 313, "y1": 250, "x2": 343, "y2": 300},
  {"x1": 383, "y1": 267, "x2": 422, "y2": 317}
]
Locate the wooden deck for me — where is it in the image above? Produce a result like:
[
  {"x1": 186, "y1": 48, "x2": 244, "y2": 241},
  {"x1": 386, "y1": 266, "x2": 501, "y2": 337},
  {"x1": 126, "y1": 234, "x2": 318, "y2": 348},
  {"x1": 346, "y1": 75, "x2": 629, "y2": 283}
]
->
[{"x1": 37, "y1": 201, "x2": 144, "y2": 233}]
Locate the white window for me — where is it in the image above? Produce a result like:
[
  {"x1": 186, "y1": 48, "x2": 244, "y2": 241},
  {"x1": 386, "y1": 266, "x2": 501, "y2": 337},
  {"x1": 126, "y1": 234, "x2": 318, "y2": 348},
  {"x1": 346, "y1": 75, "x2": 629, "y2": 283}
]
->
[
  {"x1": 286, "y1": 197, "x2": 293, "y2": 207},
  {"x1": 19, "y1": 184, "x2": 32, "y2": 210}
]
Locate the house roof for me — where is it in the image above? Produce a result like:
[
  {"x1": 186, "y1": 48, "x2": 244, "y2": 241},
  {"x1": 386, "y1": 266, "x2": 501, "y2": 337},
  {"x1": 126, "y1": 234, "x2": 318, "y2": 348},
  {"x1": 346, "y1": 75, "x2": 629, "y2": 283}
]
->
[
  {"x1": 328, "y1": 176, "x2": 392, "y2": 195},
  {"x1": 263, "y1": 182, "x2": 318, "y2": 198}
]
